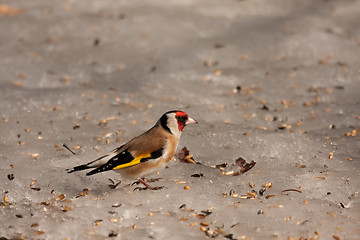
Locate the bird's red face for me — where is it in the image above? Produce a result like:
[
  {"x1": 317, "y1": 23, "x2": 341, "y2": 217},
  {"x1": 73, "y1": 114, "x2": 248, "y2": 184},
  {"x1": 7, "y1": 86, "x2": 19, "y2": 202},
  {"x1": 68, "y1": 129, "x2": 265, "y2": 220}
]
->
[{"x1": 175, "y1": 111, "x2": 198, "y2": 131}]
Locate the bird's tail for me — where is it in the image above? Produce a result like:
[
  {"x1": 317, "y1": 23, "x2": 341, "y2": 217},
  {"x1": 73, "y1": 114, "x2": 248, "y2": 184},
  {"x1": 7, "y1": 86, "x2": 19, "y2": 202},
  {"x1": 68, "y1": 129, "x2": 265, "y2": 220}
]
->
[
  {"x1": 66, "y1": 164, "x2": 93, "y2": 173},
  {"x1": 67, "y1": 154, "x2": 110, "y2": 174}
]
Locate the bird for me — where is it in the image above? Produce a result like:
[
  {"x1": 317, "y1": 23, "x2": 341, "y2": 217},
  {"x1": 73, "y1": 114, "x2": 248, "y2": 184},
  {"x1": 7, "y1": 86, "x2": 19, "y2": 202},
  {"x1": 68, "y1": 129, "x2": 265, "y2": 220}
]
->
[{"x1": 67, "y1": 110, "x2": 198, "y2": 190}]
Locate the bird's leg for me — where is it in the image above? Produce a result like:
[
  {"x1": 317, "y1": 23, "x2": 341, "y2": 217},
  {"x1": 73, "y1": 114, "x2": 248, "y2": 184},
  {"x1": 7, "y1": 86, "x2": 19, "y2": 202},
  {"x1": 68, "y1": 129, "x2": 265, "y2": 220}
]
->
[
  {"x1": 143, "y1": 178, "x2": 162, "y2": 183},
  {"x1": 108, "y1": 178, "x2": 122, "y2": 189},
  {"x1": 131, "y1": 177, "x2": 161, "y2": 185},
  {"x1": 133, "y1": 178, "x2": 164, "y2": 191}
]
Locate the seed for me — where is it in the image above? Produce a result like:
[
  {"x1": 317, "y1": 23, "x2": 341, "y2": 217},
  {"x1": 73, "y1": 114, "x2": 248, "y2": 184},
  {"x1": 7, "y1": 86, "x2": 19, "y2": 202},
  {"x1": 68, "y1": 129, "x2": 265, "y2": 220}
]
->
[
  {"x1": 265, "y1": 194, "x2": 276, "y2": 199},
  {"x1": 262, "y1": 183, "x2": 273, "y2": 188},
  {"x1": 246, "y1": 192, "x2": 256, "y2": 197},
  {"x1": 110, "y1": 218, "x2": 119, "y2": 223},
  {"x1": 224, "y1": 171, "x2": 234, "y2": 175},
  {"x1": 214, "y1": 69, "x2": 222, "y2": 76},
  {"x1": 56, "y1": 194, "x2": 65, "y2": 201},
  {"x1": 184, "y1": 186, "x2": 190, "y2": 190}
]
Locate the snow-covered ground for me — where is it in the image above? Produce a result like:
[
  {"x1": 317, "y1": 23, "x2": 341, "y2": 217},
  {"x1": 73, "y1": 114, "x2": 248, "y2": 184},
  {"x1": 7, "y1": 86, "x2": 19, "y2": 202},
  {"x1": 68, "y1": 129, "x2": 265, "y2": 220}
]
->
[{"x1": 1, "y1": 0, "x2": 359, "y2": 239}]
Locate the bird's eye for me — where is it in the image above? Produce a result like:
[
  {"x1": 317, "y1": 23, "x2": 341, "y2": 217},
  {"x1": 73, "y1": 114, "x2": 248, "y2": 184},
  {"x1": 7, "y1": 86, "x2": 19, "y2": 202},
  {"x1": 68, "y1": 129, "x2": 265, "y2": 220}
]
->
[{"x1": 176, "y1": 116, "x2": 187, "y2": 122}]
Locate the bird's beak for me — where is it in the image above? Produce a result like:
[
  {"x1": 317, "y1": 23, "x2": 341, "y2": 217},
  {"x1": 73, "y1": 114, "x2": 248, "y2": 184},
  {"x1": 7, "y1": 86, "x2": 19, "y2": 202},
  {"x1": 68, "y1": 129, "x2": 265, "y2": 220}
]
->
[{"x1": 185, "y1": 117, "x2": 198, "y2": 125}]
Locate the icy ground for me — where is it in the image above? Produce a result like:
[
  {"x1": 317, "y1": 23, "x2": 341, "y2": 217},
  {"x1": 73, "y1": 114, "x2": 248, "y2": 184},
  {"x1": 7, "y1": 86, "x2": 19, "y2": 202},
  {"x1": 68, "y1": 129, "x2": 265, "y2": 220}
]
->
[{"x1": 0, "y1": 0, "x2": 360, "y2": 239}]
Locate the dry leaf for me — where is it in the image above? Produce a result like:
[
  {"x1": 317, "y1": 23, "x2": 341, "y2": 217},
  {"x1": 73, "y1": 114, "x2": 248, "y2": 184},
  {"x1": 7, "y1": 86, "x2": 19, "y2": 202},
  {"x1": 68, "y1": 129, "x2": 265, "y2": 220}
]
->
[{"x1": 176, "y1": 147, "x2": 196, "y2": 164}]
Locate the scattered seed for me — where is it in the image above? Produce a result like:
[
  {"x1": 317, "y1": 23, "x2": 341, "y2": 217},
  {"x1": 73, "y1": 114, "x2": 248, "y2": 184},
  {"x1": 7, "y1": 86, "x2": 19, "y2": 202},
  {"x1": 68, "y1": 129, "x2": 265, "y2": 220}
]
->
[
  {"x1": 176, "y1": 181, "x2": 186, "y2": 184},
  {"x1": 248, "y1": 182, "x2": 255, "y2": 188},
  {"x1": 132, "y1": 224, "x2": 136, "y2": 229},
  {"x1": 7, "y1": 173, "x2": 14, "y2": 181},
  {"x1": 3, "y1": 196, "x2": 8, "y2": 203},
  {"x1": 30, "y1": 178, "x2": 36, "y2": 187},
  {"x1": 191, "y1": 173, "x2": 204, "y2": 178},
  {"x1": 35, "y1": 231, "x2": 45, "y2": 235},
  {"x1": 112, "y1": 203, "x2": 122, "y2": 208},
  {"x1": 296, "y1": 163, "x2": 306, "y2": 168},
  {"x1": 60, "y1": 77, "x2": 70, "y2": 83},
  {"x1": 314, "y1": 177, "x2": 326, "y2": 180},
  {"x1": 327, "y1": 212, "x2": 336, "y2": 217},
  {"x1": 62, "y1": 206, "x2": 72, "y2": 212},
  {"x1": 56, "y1": 194, "x2": 65, "y2": 201},
  {"x1": 281, "y1": 189, "x2": 302, "y2": 193},
  {"x1": 200, "y1": 222, "x2": 209, "y2": 227},
  {"x1": 268, "y1": 205, "x2": 283, "y2": 208},
  {"x1": 189, "y1": 222, "x2": 198, "y2": 227},
  {"x1": 179, "y1": 204, "x2": 186, "y2": 209},
  {"x1": 200, "y1": 226, "x2": 207, "y2": 232},
  {"x1": 246, "y1": 192, "x2": 256, "y2": 198},
  {"x1": 265, "y1": 194, "x2": 276, "y2": 199},
  {"x1": 72, "y1": 145, "x2": 81, "y2": 150},
  {"x1": 259, "y1": 189, "x2": 265, "y2": 196},
  {"x1": 224, "y1": 171, "x2": 234, "y2": 176},
  {"x1": 179, "y1": 217, "x2": 188, "y2": 221},
  {"x1": 196, "y1": 214, "x2": 206, "y2": 219},
  {"x1": 94, "y1": 219, "x2": 103, "y2": 226},
  {"x1": 148, "y1": 212, "x2": 153, "y2": 216},
  {"x1": 214, "y1": 69, "x2": 222, "y2": 76},
  {"x1": 257, "y1": 209, "x2": 264, "y2": 214},
  {"x1": 201, "y1": 210, "x2": 212, "y2": 216},
  {"x1": 53, "y1": 106, "x2": 63, "y2": 111},
  {"x1": 110, "y1": 218, "x2": 119, "y2": 223},
  {"x1": 29, "y1": 153, "x2": 40, "y2": 158},
  {"x1": 262, "y1": 183, "x2": 273, "y2": 188},
  {"x1": 13, "y1": 81, "x2": 23, "y2": 87},
  {"x1": 108, "y1": 231, "x2": 118, "y2": 237},
  {"x1": 184, "y1": 186, "x2": 191, "y2": 190},
  {"x1": 30, "y1": 223, "x2": 39, "y2": 228}
]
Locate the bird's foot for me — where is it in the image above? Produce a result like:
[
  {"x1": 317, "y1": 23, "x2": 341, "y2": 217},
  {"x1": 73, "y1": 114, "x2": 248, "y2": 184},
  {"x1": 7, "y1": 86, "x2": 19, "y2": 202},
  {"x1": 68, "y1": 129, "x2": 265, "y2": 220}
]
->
[
  {"x1": 133, "y1": 178, "x2": 165, "y2": 191},
  {"x1": 131, "y1": 178, "x2": 162, "y2": 185},
  {"x1": 108, "y1": 178, "x2": 122, "y2": 189}
]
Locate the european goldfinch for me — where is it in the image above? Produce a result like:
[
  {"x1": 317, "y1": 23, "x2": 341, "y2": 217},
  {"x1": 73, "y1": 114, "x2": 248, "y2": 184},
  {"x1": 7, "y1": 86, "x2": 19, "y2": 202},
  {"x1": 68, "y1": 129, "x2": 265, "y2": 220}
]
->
[{"x1": 67, "y1": 110, "x2": 198, "y2": 190}]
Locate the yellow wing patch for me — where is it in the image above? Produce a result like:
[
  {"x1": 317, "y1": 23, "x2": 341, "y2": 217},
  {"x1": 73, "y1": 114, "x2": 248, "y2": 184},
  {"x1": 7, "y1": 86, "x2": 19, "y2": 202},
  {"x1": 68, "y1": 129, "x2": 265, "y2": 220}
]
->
[{"x1": 113, "y1": 153, "x2": 151, "y2": 169}]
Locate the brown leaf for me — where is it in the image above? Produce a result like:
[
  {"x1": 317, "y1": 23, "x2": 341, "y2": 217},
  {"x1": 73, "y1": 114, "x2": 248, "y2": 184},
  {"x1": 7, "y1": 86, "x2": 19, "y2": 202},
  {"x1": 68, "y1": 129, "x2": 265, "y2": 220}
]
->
[
  {"x1": 176, "y1": 147, "x2": 196, "y2": 164},
  {"x1": 232, "y1": 158, "x2": 256, "y2": 176},
  {"x1": 215, "y1": 163, "x2": 228, "y2": 169}
]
